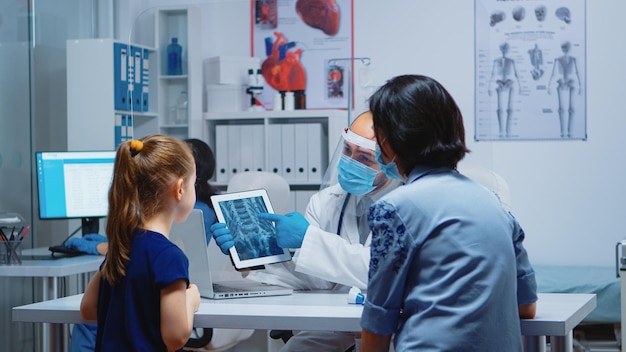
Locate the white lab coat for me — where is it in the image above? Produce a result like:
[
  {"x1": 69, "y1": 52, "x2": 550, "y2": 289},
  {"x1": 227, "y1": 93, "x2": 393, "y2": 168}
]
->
[
  {"x1": 247, "y1": 182, "x2": 399, "y2": 291},
  {"x1": 245, "y1": 183, "x2": 399, "y2": 352}
]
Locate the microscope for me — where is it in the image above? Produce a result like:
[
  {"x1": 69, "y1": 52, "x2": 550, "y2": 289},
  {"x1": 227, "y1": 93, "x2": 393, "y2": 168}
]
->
[{"x1": 246, "y1": 68, "x2": 265, "y2": 111}]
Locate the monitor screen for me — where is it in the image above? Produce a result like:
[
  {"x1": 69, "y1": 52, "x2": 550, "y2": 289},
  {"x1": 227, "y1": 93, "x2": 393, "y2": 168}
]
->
[{"x1": 36, "y1": 151, "x2": 116, "y2": 220}]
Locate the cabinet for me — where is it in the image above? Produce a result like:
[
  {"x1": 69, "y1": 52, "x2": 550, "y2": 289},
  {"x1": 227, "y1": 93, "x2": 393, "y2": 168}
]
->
[
  {"x1": 66, "y1": 6, "x2": 202, "y2": 150},
  {"x1": 154, "y1": 5, "x2": 202, "y2": 140},
  {"x1": 204, "y1": 110, "x2": 347, "y2": 212},
  {"x1": 66, "y1": 38, "x2": 157, "y2": 150}
]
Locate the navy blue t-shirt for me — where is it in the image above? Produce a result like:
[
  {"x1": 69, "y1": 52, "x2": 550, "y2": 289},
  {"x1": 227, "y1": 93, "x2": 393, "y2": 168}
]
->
[{"x1": 95, "y1": 229, "x2": 189, "y2": 351}]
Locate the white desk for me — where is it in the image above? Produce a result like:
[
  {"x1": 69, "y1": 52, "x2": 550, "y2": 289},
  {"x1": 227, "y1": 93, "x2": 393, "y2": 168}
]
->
[
  {"x1": 13, "y1": 292, "x2": 595, "y2": 352},
  {"x1": 1, "y1": 247, "x2": 103, "y2": 352}
]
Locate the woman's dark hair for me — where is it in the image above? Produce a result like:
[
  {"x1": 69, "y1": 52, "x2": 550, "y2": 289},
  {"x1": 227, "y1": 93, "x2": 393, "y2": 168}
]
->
[
  {"x1": 369, "y1": 74, "x2": 470, "y2": 171},
  {"x1": 185, "y1": 138, "x2": 217, "y2": 207}
]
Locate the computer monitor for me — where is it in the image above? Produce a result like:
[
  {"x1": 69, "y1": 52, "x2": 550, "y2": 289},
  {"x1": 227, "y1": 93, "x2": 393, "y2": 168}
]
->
[{"x1": 36, "y1": 150, "x2": 116, "y2": 235}]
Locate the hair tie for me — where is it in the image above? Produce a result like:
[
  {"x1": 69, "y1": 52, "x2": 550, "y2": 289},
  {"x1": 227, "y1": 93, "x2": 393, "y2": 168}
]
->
[{"x1": 129, "y1": 140, "x2": 143, "y2": 157}]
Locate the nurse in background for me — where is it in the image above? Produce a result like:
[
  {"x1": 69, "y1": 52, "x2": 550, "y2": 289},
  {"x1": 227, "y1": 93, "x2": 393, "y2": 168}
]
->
[{"x1": 362, "y1": 74, "x2": 537, "y2": 352}]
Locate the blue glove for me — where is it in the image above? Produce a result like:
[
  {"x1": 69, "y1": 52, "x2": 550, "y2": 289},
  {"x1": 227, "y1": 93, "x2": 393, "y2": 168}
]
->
[
  {"x1": 257, "y1": 212, "x2": 309, "y2": 249},
  {"x1": 65, "y1": 233, "x2": 108, "y2": 255},
  {"x1": 210, "y1": 222, "x2": 234, "y2": 255}
]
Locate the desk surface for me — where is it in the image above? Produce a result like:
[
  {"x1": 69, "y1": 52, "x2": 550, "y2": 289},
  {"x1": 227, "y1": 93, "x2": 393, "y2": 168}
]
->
[
  {"x1": 13, "y1": 292, "x2": 596, "y2": 335},
  {"x1": 0, "y1": 247, "x2": 103, "y2": 278}
]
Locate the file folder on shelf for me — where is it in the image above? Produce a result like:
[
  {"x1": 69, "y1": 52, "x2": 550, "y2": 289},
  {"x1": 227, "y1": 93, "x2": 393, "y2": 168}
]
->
[
  {"x1": 251, "y1": 124, "x2": 265, "y2": 172},
  {"x1": 281, "y1": 124, "x2": 296, "y2": 181},
  {"x1": 130, "y1": 45, "x2": 143, "y2": 112},
  {"x1": 114, "y1": 43, "x2": 130, "y2": 111},
  {"x1": 142, "y1": 48, "x2": 150, "y2": 112},
  {"x1": 267, "y1": 124, "x2": 283, "y2": 176},
  {"x1": 227, "y1": 125, "x2": 241, "y2": 180},
  {"x1": 293, "y1": 124, "x2": 309, "y2": 182},
  {"x1": 239, "y1": 124, "x2": 255, "y2": 173},
  {"x1": 215, "y1": 125, "x2": 230, "y2": 184},
  {"x1": 114, "y1": 114, "x2": 123, "y2": 148},
  {"x1": 306, "y1": 123, "x2": 326, "y2": 182}
]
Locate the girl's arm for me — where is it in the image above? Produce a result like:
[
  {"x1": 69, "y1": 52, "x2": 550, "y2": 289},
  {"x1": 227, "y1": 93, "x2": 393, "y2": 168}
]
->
[
  {"x1": 160, "y1": 280, "x2": 200, "y2": 351},
  {"x1": 80, "y1": 270, "x2": 101, "y2": 321}
]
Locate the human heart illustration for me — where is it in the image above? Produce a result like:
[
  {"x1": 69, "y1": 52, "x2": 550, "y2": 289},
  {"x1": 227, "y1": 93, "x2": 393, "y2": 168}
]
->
[
  {"x1": 262, "y1": 32, "x2": 307, "y2": 92},
  {"x1": 296, "y1": 0, "x2": 340, "y2": 36}
]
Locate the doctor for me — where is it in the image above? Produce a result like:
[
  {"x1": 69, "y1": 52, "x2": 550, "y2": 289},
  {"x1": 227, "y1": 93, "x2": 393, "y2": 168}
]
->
[{"x1": 212, "y1": 111, "x2": 401, "y2": 351}]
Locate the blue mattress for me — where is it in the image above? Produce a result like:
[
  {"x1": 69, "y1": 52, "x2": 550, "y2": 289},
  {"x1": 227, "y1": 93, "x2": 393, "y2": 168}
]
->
[{"x1": 534, "y1": 265, "x2": 621, "y2": 323}]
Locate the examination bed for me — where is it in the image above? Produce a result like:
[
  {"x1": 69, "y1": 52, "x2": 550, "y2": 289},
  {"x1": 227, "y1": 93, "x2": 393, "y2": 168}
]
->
[{"x1": 535, "y1": 265, "x2": 621, "y2": 349}]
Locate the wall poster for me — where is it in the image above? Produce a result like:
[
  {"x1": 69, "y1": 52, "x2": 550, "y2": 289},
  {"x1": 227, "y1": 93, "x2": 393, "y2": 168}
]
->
[
  {"x1": 251, "y1": 0, "x2": 353, "y2": 110},
  {"x1": 475, "y1": 0, "x2": 586, "y2": 141}
]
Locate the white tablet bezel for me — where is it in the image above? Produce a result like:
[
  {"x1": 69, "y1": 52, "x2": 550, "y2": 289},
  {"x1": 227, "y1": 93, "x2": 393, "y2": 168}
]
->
[{"x1": 210, "y1": 189, "x2": 292, "y2": 269}]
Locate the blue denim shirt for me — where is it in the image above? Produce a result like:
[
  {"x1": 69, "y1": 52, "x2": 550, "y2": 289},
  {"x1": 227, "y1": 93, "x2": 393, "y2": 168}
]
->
[{"x1": 361, "y1": 166, "x2": 537, "y2": 351}]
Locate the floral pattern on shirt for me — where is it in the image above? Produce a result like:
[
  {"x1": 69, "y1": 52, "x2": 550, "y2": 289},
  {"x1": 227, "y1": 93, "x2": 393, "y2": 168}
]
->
[{"x1": 368, "y1": 201, "x2": 408, "y2": 277}]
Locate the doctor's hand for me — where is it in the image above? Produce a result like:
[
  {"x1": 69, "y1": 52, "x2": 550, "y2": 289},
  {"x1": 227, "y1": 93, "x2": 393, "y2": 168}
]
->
[
  {"x1": 65, "y1": 233, "x2": 108, "y2": 255},
  {"x1": 257, "y1": 212, "x2": 309, "y2": 249},
  {"x1": 210, "y1": 223, "x2": 234, "y2": 255}
]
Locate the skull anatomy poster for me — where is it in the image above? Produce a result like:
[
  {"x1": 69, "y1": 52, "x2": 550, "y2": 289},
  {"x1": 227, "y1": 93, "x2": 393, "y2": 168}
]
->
[
  {"x1": 475, "y1": 0, "x2": 586, "y2": 141},
  {"x1": 251, "y1": 0, "x2": 353, "y2": 110}
]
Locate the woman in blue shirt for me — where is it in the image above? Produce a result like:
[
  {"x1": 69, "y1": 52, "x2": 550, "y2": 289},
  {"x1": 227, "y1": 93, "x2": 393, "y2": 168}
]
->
[{"x1": 361, "y1": 75, "x2": 538, "y2": 352}]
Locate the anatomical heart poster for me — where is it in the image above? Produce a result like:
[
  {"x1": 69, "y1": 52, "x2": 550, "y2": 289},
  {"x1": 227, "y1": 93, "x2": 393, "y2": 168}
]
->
[
  {"x1": 475, "y1": 0, "x2": 587, "y2": 141},
  {"x1": 251, "y1": 0, "x2": 353, "y2": 110}
]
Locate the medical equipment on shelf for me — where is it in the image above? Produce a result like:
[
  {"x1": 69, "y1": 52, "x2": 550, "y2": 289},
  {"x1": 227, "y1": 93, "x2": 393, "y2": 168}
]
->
[{"x1": 246, "y1": 68, "x2": 265, "y2": 111}]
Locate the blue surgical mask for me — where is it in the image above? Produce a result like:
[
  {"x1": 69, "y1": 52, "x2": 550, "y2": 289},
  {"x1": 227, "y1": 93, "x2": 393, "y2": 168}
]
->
[
  {"x1": 337, "y1": 154, "x2": 378, "y2": 195},
  {"x1": 375, "y1": 145, "x2": 404, "y2": 181}
]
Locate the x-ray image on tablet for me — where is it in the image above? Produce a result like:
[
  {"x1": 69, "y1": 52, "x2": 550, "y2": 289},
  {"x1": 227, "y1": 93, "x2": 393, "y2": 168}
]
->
[{"x1": 211, "y1": 189, "x2": 291, "y2": 269}]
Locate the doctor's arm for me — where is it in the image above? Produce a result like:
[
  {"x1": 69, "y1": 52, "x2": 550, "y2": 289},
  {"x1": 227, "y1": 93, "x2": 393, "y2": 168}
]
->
[{"x1": 292, "y1": 193, "x2": 370, "y2": 289}]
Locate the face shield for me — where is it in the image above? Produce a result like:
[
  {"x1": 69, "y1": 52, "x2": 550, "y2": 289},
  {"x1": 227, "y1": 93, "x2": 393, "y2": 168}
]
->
[{"x1": 320, "y1": 128, "x2": 389, "y2": 195}]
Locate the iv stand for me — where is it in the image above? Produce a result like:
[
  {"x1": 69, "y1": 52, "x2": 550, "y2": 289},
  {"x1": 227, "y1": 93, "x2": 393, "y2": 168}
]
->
[{"x1": 328, "y1": 57, "x2": 371, "y2": 126}]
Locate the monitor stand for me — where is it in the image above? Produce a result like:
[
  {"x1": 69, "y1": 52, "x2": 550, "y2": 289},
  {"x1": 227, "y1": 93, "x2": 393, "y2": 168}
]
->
[{"x1": 81, "y1": 217, "x2": 100, "y2": 235}]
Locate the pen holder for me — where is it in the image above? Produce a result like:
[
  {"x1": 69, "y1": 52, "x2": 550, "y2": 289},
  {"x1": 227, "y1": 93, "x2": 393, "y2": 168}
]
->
[{"x1": 0, "y1": 241, "x2": 22, "y2": 265}]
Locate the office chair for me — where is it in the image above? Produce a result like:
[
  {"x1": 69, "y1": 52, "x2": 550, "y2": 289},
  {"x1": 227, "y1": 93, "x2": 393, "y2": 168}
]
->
[
  {"x1": 227, "y1": 171, "x2": 292, "y2": 214},
  {"x1": 457, "y1": 165, "x2": 512, "y2": 211}
]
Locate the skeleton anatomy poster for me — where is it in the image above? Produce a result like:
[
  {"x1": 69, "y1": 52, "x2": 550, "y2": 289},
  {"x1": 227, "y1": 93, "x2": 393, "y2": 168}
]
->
[
  {"x1": 475, "y1": 0, "x2": 586, "y2": 141},
  {"x1": 251, "y1": 0, "x2": 353, "y2": 110}
]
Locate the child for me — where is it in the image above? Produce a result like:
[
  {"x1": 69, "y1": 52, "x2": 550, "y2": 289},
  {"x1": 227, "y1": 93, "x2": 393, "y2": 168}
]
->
[{"x1": 80, "y1": 135, "x2": 201, "y2": 351}]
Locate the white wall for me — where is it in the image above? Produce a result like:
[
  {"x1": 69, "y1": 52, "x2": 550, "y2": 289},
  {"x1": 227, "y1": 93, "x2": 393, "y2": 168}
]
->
[{"x1": 126, "y1": 0, "x2": 626, "y2": 267}]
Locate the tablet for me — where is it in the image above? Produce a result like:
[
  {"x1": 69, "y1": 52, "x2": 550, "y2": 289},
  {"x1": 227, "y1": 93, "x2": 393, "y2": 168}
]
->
[{"x1": 210, "y1": 189, "x2": 292, "y2": 269}]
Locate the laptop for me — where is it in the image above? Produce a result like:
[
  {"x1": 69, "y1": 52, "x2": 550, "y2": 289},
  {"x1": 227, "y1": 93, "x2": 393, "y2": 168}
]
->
[{"x1": 170, "y1": 209, "x2": 293, "y2": 299}]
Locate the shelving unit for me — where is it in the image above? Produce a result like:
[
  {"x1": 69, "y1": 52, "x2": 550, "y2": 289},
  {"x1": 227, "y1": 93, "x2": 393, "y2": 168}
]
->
[
  {"x1": 204, "y1": 109, "x2": 347, "y2": 212},
  {"x1": 154, "y1": 5, "x2": 202, "y2": 140},
  {"x1": 66, "y1": 38, "x2": 158, "y2": 150}
]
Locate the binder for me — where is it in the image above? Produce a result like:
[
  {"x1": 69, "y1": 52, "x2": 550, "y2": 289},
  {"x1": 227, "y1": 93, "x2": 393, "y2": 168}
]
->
[
  {"x1": 293, "y1": 124, "x2": 309, "y2": 182},
  {"x1": 114, "y1": 113, "x2": 123, "y2": 148},
  {"x1": 131, "y1": 46, "x2": 143, "y2": 111},
  {"x1": 267, "y1": 124, "x2": 282, "y2": 176},
  {"x1": 239, "y1": 125, "x2": 255, "y2": 172},
  {"x1": 251, "y1": 124, "x2": 265, "y2": 172},
  {"x1": 281, "y1": 124, "x2": 296, "y2": 181},
  {"x1": 306, "y1": 123, "x2": 325, "y2": 182},
  {"x1": 114, "y1": 43, "x2": 129, "y2": 111},
  {"x1": 126, "y1": 115, "x2": 133, "y2": 140},
  {"x1": 142, "y1": 48, "x2": 150, "y2": 112},
  {"x1": 126, "y1": 45, "x2": 135, "y2": 112},
  {"x1": 215, "y1": 125, "x2": 230, "y2": 184},
  {"x1": 227, "y1": 125, "x2": 241, "y2": 179},
  {"x1": 121, "y1": 115, "x2": 128, "y2": 143}
]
